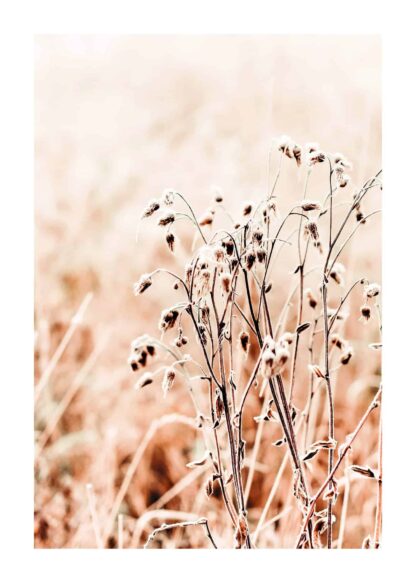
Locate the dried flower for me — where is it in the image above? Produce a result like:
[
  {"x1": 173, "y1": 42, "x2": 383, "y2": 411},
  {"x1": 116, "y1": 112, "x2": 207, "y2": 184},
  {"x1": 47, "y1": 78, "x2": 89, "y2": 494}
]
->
[
  {"x1": 162, "y1": 367, "x2": 176, "y2": 397},
  {"x1": 134, "y1": 273, "x2": 152, "y2": 295},
  {"x1": 245, "y1": 251, "x2": 256, "y2": 270},
  {"x1": 199, "y1": 211, "x2": 214, "y2": 226},
  {"x1": 252, "y1": 229, "x2": 264, "y2": 245},
  {"x1": 158, "y1": 212, "x2": 175, "y2": 227},
  {"x1": 163, "y1": 188, "x2": 175, "y2": 206},
  {"x1": 204, "y1": 478, "x2": 214, "y2": 498},
  {"x1": 304, "y1": 220, "x2": 320, "y2": 241},
  {"x1": 359, "y1": 305, "x2": 371, "y2": 323},
  {"x1": 142, "y1": 199, "x2": 160, "y2": 218},
  {"x1": 279, "y1": 332, "x2": 294, "y2": 346},
  {"x1": 166, "y1": 232, "x2": 175, "y2": 252},
  {"x1": 301, "y1": 200, "x2": 321, "y2": 212},
  {"x1": 159, "y1": 308, "x2": 179, "y2": 332},
  {"x1": 220, "y1": 272, "x2": 231, "y2": 294},
  {"x1": 265, "y1": 282, "x2": 272, "y2": 294},
  {"x1": 330, "y1": 334, "x2": 345, "y2": 350},
  {"x1": 256, "y1": 248, "x2": 267, "y2": 263},
  {"x1": 340, "y1": 345, "x2": 353, "y2": 365},
  {"x1": 364, "y1": 283, "x2": 381, "y2": 298},
  {"x1": 136, "y1": 372, "x2": 154, "y2": 389},
  {"x1": 243, "y1": 202, "x2": 254, "y2": 216},
  {"x1": 239, "y1": 331, "x2": 250, "y2": 354},
  {"x1": 307, "y1": 150, "x2": 326, "y2": 165},
  {"x1": 305, "y1": 288, "x2": 318, "y2": 309},
  {"x1": 329, "y1": 262, "x2": 345, "y2": 285}
]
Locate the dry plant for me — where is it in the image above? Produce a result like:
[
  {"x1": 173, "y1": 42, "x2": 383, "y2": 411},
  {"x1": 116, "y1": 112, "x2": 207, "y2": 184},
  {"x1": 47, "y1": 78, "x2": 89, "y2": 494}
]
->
[{"x1": 126, "y1": 136, "x2": 382, "y2": 549}]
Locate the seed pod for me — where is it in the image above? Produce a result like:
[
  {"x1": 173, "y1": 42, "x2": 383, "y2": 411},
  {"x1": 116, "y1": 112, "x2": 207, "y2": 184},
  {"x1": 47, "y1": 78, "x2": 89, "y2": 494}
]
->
[
  {"x1": 220, "y1": 272, "x2": 231, "y2": 294},
  {"x1": 350, "y1": 465, "x2": 376, "y2": 479},
  {"x1": 256, "y1": 248, "x2": 267, "y2": 263},
  {"x1": 215, "y1": 392, "x2": 224, "y2": 421},
  {"x1": 146, "y1": 345, "x2": 156, "y2": 357},
  {"x1": 302, "y1": 448, "x2": 319, "y2": 461},
  {"x1": 142, "y1": 199, "x2": 160, "y2": 218},
  {"x1": 158, "y1": 212, "x2": 175, "y2": 227},
  {"x1": 245, "y1": 251, "x2": 256, "y2": 270},
  {"x1": 364, "y1": 283, "x2": 381, "y2": 298},
  {"x1": 222, "y1": 239, "x2": 234, "y2": 256},
  {"x1": 198, "y1": 211, "x2": 214, "y2": 226},
  {"x1": 330, "y1": 334, "x2": 345, "y2": 350},
  {"x1": 265, "y1": 282, "x2": 272, "y2": 294},
  {"x1": 163, "y1": 189, "x2": 175, "y2": 205},
  {"x1": 305, "y1": 288, "x2": 317, "y2": 309},
  {"x1": 166, "y1": 232, "x2": 175, "y2": 252},
  {"x1": 239, "y1": 330, "x2": 250, "y2": 353},
  {"x1": 162, "y1": 367, "x2": 176, "y2": 397},
  {"x1": 340, "y1": 346, "x2": 353, "y2": 365},
  {"x1": 272, "y1": 438, "x2": 286, "y2": 447},
  {"x1": 197, "y1": 323, "x2": 208, "y2": 345},
  {"x1": 252, "y1": 229, "x2": 264, "y2": 245},
  {"x1": 279, "y1": 332, "x2": 294, "y2": 346},
  {"x1": 301, "y1": 200, "x2": 321, "y2": 212},
  {"x1": 128, "y1": 355, "x2": 139, "y2": 372},
  {"x1": 304, "y1": 220, "x2": 320, "y2": 241},
  {"x1": 362, "y1": 535, "x2": 373, "y2": 549},
  {"x1": 360, "y1": 305, "x2": 371, "y2": 322},
  {"x1": 243, "y1": 202, "x2": 253, "y2": 216},
  {"x1": 159, "y1": 308, "x2": 179, "y2": 332},
  {"x1": 137, "y1": 349, "x2": 148, "y2": 367},
  {"x1": 136, "y1": 372, "x2": 154, "y2": 389},
  {"x1": 133, "y1": 273, "x2": 153, "y2": 295}
]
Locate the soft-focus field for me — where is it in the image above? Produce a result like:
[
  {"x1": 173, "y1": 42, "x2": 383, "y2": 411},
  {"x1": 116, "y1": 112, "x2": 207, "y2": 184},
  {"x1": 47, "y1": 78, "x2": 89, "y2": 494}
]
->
[{"x1": 34, "y1": 35, "x2": 381, "y2": 548}]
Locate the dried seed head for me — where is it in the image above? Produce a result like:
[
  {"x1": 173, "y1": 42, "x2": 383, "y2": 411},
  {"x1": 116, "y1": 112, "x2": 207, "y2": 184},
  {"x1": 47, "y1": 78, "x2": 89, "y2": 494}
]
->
[
  {"x1": 277, "y1": 135, "x2": 302, "y2": 165},
  {"x1": 199, "y1": 269, "x2": 212, "y2": 296},
  {"x1": 256, "y1": 248, "x2": 267, "y2": 263},
  {"x1": 220, "y1": 272, "x2": 231, "y2": 295},
  {"x1": 305, "y1": 288, "x2": 318, "y2": 309},
  {"x1": 252, "y1": 229, "x2": 264, "y2": 245},
  {"x1": 261, "y1": 349, "x2": 277, "y2": 379},
  {"x1": 239, "y1": 330, "x2": 250, "y2": 354},
  {"x1": 350, "y1": 465, "x2": 376, "y2": 479},
  {"x1": 197, "y1": 323, "x2": 208, "y2": 345},
  {"x1": 364, "y1": 282, "x2": 381, "y2": 298},
  {"x1": 128, "y1": 355, "x2": 139, "y2": 372},
  {"x1": 293, "y1": 144, "x2": 302, "y2": 167},
  {"x1": 340, "y1": 346, "x2": 353, "y2": 365},
  {"x1": 308, "y1": 364, "x2": 325, "y2": 379},
  {"x1": 355, "y1": 202, "x2": 366, "y2": 223},
  {"x1": 142, "y1": 199, "x2": 160, "y2": 218},
  {"x1": 163, "y1": 188, "x2": 175, "y2": 206},
  {"x1": 158, "y1": 212, "x2": 175, "y2": 227},
  {"x1": 215, "y1": 392, "x2": 224, "y2": 421},
  {"x1": 333, "y1": 153, "x2": 352, "y2": 169},
  {"x1": 223, "y1": 239, "x2": 234, "y2": 256},
  {"x1": 213, "y1": 245, "x2": 225, "y2": 263},
  {"x1": 360, "y1": 305, "x2": 371, "y2": 322},
  {"x1": 159, "y1": 308, "x2": 179, "y2": 332},
  {"x1": 162, "y1": 367, "x2": 176, "y2": 397},
  {"x1": 245, "y1": 250, "x2": 256, "y2": 271},
  {"x1": 301, "y1": 200, "x2": 321, "y2": 212},
  {"x1": 275, "y1": 347, "x2": 290, "y2": 372},
  {"x1": 362, "y1": 535, "x2": 373, "y2": 549},
  {"x1": 166, "y1": 232, "x2": 175, "y2": 252},
  {"x1": 305, "y1": 142, "x2": 320, "y2": 154},
  {"x1": 136, "y1": 372, "x2": 154, "y2": 389},
  {"x1": 329, "y1": 262, "x2": 345, "y2": 285},
  {"x1": 330, "y1": 334, "x2": 345, "y2": 350},
  {"x1": 242, "y1": 202, "x2": 254, "y2": 216},
  {"x1": 304, "y1": 220, "x2": 320, "y2": 241},
  {"x1": 279, "y1": 332, "x2": 294, "y2": 346},
  {"x1": 185, "y1": 263, "x2": 193, "y2": 286},
  {"x1": 199, "y1": 211, "x2": 214, "y2": 226},
  {"x1": 307, "y1": 150, "x2": 326, "y2": 165},
  {"x1": 265, "y1": 282, "x2": 272, "y2": 294},
  {"x1": 146, "y1": 345, "x2": 156, "y2": 357},
  {"x1": 134, "y1": 273, "x2": 153, "y2": 295}
]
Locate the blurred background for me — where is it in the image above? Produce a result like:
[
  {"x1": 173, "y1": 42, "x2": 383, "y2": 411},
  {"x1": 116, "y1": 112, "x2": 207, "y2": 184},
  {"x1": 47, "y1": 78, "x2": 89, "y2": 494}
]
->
[{"x1": 34, "y1": 35, "x2": 381, "y2": 548}]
